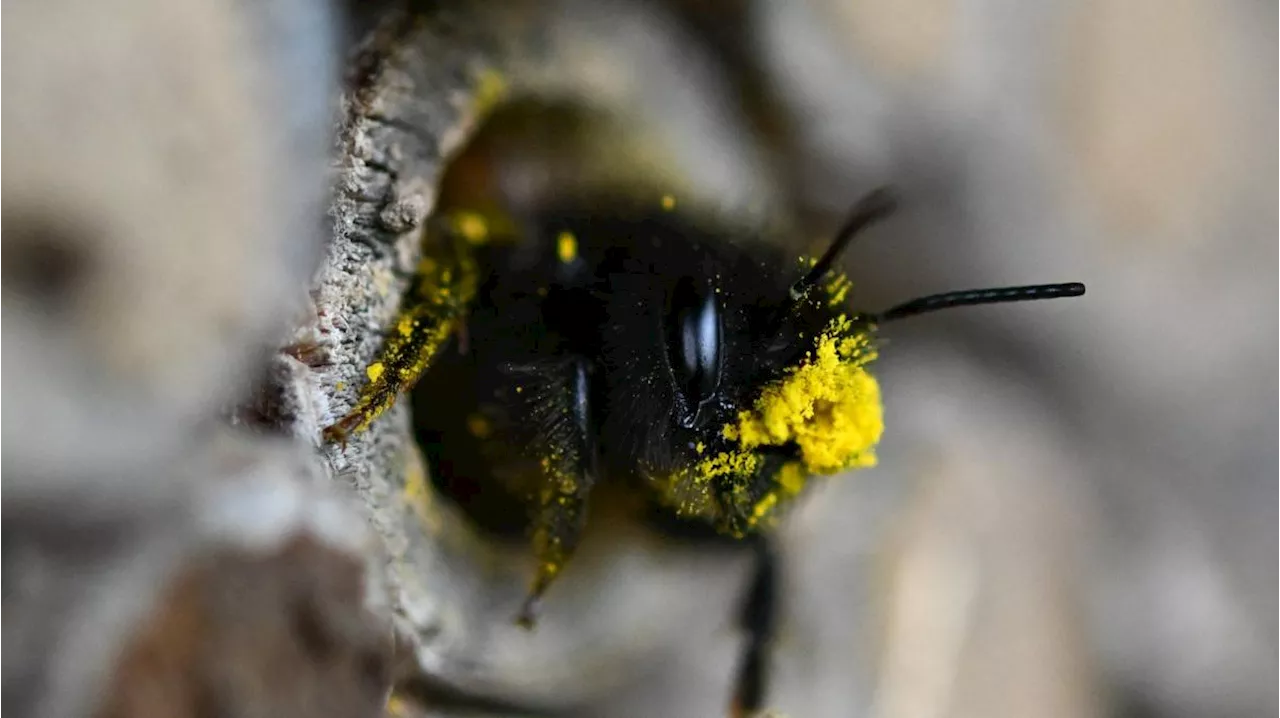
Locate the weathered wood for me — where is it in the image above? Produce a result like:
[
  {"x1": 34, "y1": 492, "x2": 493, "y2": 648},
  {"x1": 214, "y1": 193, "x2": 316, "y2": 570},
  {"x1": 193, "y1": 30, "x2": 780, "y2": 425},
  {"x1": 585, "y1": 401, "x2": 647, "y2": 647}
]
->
[{"x1": 5, "y1": 1, "x2": 1273, "y2": 717}]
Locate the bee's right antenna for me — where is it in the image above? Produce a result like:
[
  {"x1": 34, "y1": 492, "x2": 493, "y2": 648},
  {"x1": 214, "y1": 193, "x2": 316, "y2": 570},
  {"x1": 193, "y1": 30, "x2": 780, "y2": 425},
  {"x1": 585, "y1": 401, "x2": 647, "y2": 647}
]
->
[
  {"x1": 874, "y1": 282, "x2": 1086, "y2": 323},
  {"x1": 789, "y1": 187, "x2": 899, "y2": 301}
]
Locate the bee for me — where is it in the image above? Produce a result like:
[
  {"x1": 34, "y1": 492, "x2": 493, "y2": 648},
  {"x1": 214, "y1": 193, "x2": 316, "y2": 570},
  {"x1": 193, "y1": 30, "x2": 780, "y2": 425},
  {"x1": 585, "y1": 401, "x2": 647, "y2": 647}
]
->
[{"x1": 323, "y1": 187, "x2": 1083, "y2": 714}]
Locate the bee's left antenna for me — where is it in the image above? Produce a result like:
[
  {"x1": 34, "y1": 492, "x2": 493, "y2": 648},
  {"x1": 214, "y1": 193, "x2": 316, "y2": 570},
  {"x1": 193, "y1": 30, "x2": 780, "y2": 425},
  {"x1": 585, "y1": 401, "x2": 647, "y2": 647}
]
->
[{"x1": 789, "y1": 187, "x2": 899, "y2": 301}]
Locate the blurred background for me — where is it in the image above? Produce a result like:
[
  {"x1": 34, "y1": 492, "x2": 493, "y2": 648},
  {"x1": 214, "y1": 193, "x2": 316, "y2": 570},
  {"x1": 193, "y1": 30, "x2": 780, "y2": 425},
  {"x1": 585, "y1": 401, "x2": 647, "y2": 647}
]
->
[{"x1": 3, "y1": 1, "x2": 1275, "y2": 718}]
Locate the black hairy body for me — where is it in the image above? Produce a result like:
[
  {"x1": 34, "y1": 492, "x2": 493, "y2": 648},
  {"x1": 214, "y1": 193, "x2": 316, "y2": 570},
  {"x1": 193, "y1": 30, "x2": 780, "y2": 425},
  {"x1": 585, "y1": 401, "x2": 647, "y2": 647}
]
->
[{"x1": 414, "y1": 205, "x2": 829, "y2": 536}]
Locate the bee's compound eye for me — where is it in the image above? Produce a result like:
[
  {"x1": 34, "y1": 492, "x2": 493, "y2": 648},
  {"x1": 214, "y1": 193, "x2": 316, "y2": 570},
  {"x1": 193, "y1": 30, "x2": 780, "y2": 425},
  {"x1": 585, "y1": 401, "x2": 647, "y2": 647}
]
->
[{"x1": 665, "y1": 276, "x2": 722, "y2": 426}]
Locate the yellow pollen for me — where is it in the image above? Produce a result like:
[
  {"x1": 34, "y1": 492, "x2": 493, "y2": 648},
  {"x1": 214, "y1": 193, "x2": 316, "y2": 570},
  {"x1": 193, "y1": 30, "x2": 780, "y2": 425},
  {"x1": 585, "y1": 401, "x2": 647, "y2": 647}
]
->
[
  {"x1": 722, "y1": 316, "x2": 883, "y2": 474},
  {"x1": 466, "y1": 413, "x2": 492, "y2": 439},
  {"x1": 777, "y1": 461, "x2": 807, "y2": 496},
  {"x1": 365, "y1": 362, "x2": 385, "y2": 382},
  {"x1": 557, "y1": 231, "x2": 578, "y2": 263},
  {"x1": 749, "y1": 493, "x2": 779, "y2": 527},
  {"x1": 472, "y1": 68, "x2": 508, "y2": 115},
  {"x1": 386, "y1": 695, "x2": 409, "y2": 717},
  {"x1": 451, "y1": 211, "x2": 490, "y2": 244},
  {"x1": 661, "y1": 194, "x2": 676, "y2": 211},
  {"x1": 824, "y1": 273, "x2": 852, "y2": 306}
]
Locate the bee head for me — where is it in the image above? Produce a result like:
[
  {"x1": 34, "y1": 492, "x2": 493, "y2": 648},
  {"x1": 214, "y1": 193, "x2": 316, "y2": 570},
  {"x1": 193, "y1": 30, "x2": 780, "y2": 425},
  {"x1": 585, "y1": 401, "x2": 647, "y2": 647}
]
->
[
  {"x1": 635, "y1": 192, "x2": 895, "y2": 533},
  {"x1": 702, "y1": 190, "x2": 899, "y2": 482},
  {"x1": 647, "y1": 188, "x2": 1083, "y2": 533}
]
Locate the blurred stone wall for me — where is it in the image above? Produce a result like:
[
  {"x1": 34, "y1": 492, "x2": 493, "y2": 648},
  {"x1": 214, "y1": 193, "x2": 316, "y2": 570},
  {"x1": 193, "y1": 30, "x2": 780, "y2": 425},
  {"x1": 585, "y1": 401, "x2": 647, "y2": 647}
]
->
[{"x1": 3, "y1": 2, "x2": 1274, "y2": 718}]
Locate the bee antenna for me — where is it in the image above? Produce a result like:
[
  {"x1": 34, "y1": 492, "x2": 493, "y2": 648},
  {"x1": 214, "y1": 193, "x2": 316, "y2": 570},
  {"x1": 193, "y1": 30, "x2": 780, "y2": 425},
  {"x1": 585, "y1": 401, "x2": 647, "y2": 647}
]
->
[
  {"x1": 789, "y1": 187, "x2": 899, "y2": 301},
  {"x1": 874, "y1": 282, "x2": 1086, "y2": 322}
]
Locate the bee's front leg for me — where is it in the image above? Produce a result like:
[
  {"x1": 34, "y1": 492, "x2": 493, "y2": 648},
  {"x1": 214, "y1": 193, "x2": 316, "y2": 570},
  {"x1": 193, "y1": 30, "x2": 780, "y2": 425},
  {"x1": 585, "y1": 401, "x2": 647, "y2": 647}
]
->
[
  {"x1": 506, "y1": 358, "x2": 598, "y2": 629},
  {"x1": 323, "y1": 238, "x2": 477, "y2": 444}
]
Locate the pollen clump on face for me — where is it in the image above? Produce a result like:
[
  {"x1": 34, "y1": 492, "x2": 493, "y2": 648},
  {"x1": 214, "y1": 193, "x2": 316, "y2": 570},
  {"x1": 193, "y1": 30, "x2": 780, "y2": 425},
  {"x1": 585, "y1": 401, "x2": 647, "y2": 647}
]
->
[
  {"x1": 691, "y1": 449, "x2": 761, "y2": 484},
  {"x1": 654, "y1": 448, "x2": 758, "y2": 512},
  {"x1": 723, "y1": 316, "x2": 883, "y2": 474},
  {"x1": 776, "y1": 461, "x2": 807, "y2": 495},
  {"x1": 742, "y1": 461, "x2": 809, "y2": 532}
]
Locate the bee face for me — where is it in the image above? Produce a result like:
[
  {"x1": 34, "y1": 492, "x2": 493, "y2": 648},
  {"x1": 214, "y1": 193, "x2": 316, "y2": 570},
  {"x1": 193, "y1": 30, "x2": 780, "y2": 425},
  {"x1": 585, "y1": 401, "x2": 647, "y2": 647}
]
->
[{"x1": 569, "y1": 210, "x2": 883, "y2": 535}]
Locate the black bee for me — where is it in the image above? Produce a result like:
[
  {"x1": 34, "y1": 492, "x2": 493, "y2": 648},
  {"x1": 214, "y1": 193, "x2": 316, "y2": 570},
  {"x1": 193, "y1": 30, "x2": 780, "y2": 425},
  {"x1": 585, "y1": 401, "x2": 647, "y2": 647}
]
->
[{"x1": 324, "y1": 188, "x2": 1083, "y2": 714}]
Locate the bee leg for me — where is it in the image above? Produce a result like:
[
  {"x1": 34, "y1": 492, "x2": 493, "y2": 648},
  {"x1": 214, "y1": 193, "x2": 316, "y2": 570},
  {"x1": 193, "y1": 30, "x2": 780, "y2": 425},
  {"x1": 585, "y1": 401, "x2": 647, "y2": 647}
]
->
[
  {"x1": 322, "y1": 238, "x2": 477, "y2": 444},
  {"x1": 508, "y1": 358, "x2": 597, "y2": 629},
  {"x1": 731, "y1": 536, "x2": 779, "y2": 718},
  {"x1": 516, "y1": 478, "x2": 591, "y2": 629}
]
